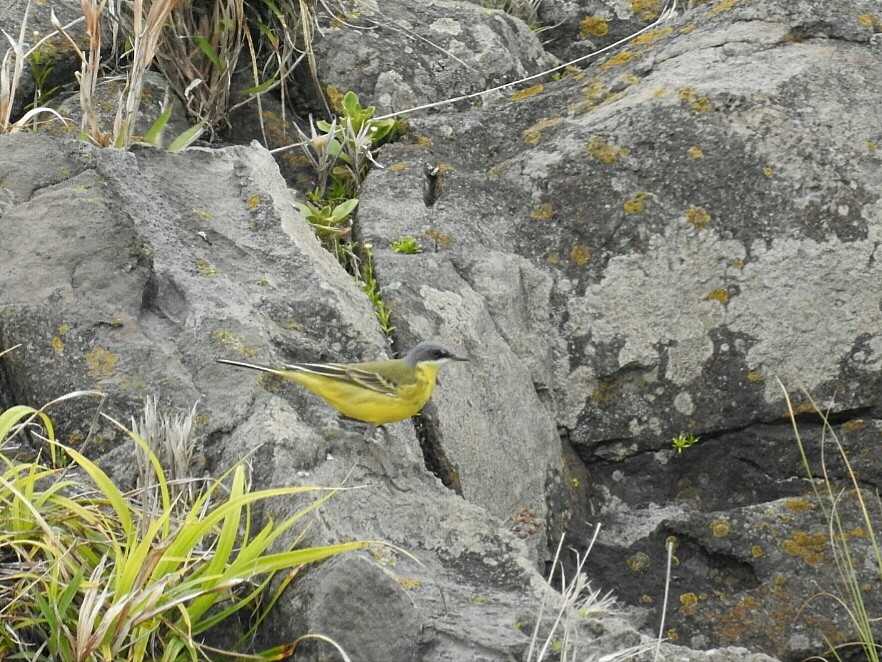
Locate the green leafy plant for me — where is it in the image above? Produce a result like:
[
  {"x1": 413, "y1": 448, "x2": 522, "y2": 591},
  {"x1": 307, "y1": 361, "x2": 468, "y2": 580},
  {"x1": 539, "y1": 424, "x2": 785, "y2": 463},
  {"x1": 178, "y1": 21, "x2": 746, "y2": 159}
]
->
[
  {"x1": 672, "y1": 432, "x2": 699, "y2": 454},
  {"x1": 140, "y1": 92, "x2": 206, "y2": 151},
  {"x1": 294, "y1": 196, "x2": 358, "y2": 244},
  {"x1": 317, "y1": 90, "x2": 398, "y2": 146},
  {"x1": 360, "y1": 243, "x2": 393, "y2": 334},
  {"x1": 26, "y1": 45, "x2": 60, "y2": 112},
  {"x1": 0, "y1": 2, "x2": 69, "y2": 134},
  {"x1": 290, "y1": 89, "x2": 405, "y2": 337},
  {"x1": 391, "y1": 236, "x2": 422, "y2": 254},
  {"x1": 0, "y1": 390, "x2": 366, "y2": 660}
]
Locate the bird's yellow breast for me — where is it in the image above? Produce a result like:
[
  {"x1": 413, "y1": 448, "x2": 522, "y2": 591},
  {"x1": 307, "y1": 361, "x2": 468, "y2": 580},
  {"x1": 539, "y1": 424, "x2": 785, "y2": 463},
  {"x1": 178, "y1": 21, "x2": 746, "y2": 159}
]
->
[{"x1": 290, "y1": 361, "x2": 441, "y2": 425}]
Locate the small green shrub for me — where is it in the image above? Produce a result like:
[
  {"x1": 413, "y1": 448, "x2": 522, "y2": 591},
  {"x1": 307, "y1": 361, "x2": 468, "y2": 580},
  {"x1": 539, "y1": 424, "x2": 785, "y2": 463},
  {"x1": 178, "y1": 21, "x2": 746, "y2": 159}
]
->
[
  {"x1": 391, "y1": 236, "x2": 423, "y2": 254},
  {"x1": 672, "y1": 432, "x2": 699, "y2": 454}
]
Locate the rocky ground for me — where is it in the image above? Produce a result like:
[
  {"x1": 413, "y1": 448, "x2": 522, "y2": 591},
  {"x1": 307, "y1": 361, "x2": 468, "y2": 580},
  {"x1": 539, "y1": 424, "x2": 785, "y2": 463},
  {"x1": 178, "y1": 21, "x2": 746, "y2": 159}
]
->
[{"x1": 2, "y1": 0, "x2": 882, "y2": 660}]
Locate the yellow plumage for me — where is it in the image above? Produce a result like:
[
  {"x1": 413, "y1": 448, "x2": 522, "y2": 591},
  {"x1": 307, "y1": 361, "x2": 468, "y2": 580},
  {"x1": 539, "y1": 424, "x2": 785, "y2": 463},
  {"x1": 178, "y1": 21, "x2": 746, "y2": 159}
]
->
[
  {"x1": 217, "y1": 342, "x2": 464, "y2": 426},
  {"x1": 281, "y1": 361, "x2": 441, "y2": 425}
]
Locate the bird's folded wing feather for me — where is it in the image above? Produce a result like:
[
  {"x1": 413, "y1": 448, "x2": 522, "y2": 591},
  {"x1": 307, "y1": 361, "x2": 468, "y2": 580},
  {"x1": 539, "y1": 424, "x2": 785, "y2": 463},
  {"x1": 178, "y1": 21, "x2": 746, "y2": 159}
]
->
[{"x1": 284, "y1": 362, "x2": 400, "y2": 396}]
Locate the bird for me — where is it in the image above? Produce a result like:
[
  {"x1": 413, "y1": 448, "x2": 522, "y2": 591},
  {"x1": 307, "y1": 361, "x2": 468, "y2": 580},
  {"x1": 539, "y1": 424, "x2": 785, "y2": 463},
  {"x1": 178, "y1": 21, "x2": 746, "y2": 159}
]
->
[{"x1": 216, "y1": 341, "x2": 468, "y2": 426}]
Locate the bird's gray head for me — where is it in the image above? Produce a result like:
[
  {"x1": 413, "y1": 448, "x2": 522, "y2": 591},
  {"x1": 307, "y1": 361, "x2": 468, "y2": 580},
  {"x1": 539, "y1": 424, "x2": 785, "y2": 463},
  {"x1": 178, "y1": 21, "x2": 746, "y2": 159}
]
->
[{"x1": 404, "y1": 341, "x2": 468, "y2": 367}]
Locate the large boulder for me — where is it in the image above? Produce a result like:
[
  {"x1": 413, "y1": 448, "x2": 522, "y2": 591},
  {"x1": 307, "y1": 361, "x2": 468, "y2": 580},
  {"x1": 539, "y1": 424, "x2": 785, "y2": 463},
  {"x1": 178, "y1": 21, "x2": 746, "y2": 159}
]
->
[
  {"x1": 0, "y1": 133, "x2": 776, "y2": 661},
  {"x1": 355, "y1": 0, "x2": 882, "y2": 657},
  {"x1": 305, "y1": 0, "x2": 557, "y2": 115}
]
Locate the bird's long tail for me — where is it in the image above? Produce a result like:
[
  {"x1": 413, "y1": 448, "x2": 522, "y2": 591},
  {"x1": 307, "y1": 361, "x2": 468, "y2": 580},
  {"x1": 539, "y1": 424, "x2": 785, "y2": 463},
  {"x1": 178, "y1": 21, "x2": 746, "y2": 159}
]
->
[{"x1": 216, "y1": 358, "x2": 291, "y2": 378}]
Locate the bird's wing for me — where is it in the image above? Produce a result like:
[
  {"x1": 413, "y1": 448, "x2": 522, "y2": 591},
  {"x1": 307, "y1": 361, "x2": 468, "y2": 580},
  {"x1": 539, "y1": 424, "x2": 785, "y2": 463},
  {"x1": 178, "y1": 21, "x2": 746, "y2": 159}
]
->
[{"x1": 284, "y1": 362, "x2": 400, "y2": 397}]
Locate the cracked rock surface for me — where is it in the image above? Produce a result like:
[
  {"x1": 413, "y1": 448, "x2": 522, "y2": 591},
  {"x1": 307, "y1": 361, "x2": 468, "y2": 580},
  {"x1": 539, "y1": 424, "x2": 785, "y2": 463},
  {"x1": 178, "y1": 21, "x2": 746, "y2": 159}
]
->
[
  {"x1": 2, "y1": 0, "x2": 882, "y2": 659},
  {"x1": 0, "y1": 133, "x2": 773, "y2": 660},
  {"x1": 356, "y1": 0, "x2": 882, "y2": 658}
]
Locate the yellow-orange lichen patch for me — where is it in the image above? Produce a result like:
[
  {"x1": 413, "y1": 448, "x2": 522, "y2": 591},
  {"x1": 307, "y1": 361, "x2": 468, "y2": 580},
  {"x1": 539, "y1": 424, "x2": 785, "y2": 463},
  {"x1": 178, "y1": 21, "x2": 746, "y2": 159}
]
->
[
  {"x1": 763, "y1": 165, "x2": 774, "y2": 177},
  {"x1": 631, "y1": 0, "x2": 661, "y2": 21},
  {"x1": 522, "y1": 116, "x2": 562, "y2": 145},
  {"x1": 51, "y1": 335, "x2": 64, "y2": 354},
  {"x1": 711, "y1": 519, "x2": 731, "y2": 538},
  {"x1": 687, "y1": 145, "x2": 704, "y2": 160},
  {"x1": 580, "y1": 15, "x2": 609, "y2": 38},
  {"x1": 569, "y1": 244, "x2": 592, "y2": 266},
  {"x1": 623, "y1": 192, "x2": 648, "y2": 214},
  {"x1": 678, "y1": 87, "x2": 713, "y2": 113},
  {"x1": 616, "y1": 74, "x2": 641, "y2": 90},
  {"x1": 85, "y1": 347, "x2": 119, "y2": 380},
  {"x1": 781, "y1": 531, "x2": 828, "y2": 566},
  {"x1": 397, "y1": 577, "x2": 422, "y2": 590},
  {"x1": 531, "y1": 203, "x2": 555, "y2": 221},
  {"x1": 746, "y1": 370, "x2": 764, "y2": 383},
  {"x1": 583, "y1": 80, "x2": 609, "y2": 102},
  {"x1": 751, "y1": 544, "x2": 765, "y2": 558},
  {"x1": 717, "y1": 594, "x2": 760, "y2": 641},
  {"x1": 626, "y1": 551, "x2": 651, "y2": 573},
  {"x1": 389, "y1": 162, "x2": 410, "y2": 173},
  {"x1": 601, "y1": 50, "x2": 634, "y2": 70},
  {"x1": 857, "y1": 14, "x2": 877, "y2": 28},
  {"x1": 511, "y1": 84, "x2": 544, "y2": 102},
  {"x1": 704, "y1": 288, "x2": 729, "y2": 304},
  {"x1": 679, "y1": 592, "x2": 699, "y2": 616},
  {"x1": 710, "y1": 0, "x2": 737, "y2": 15},
  {"x1": 686, "y1": 206, "x2": 711, "y2": 229},
  {"x1": 586, "y1": 136, "x2": 629, "y2": 164},
  {"x1": 785, "y1": 497, "x2": 813, "y2": 513},
  {"x1": 632, "y1": 26, "x2": 673, "y2": 46}
]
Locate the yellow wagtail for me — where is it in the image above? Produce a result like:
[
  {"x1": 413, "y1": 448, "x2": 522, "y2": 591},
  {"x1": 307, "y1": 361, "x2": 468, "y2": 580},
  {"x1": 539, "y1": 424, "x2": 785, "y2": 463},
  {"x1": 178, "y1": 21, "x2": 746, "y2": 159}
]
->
[{"x1": 217, "y1": 342, "x2": 468, "y2": 425}]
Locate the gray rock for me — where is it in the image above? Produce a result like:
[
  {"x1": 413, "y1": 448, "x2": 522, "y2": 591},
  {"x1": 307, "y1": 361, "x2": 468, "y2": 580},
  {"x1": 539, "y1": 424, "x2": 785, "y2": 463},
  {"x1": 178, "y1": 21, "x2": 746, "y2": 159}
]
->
[
  {"x1": 530, "y1": 0, "x2": 659, "y2": 62},
  {"x1": 0, "y1": 133, "x2": 558, "y2": 661},
  {"x1": 355, "y1": 0, "x2": 882, "y2": 656},
  {"x1": 307, "y1": 0, "x2": 558, "y2": 115},
  {"x1": 0, "y1": 131, "x2": 787, "y2": 661}
]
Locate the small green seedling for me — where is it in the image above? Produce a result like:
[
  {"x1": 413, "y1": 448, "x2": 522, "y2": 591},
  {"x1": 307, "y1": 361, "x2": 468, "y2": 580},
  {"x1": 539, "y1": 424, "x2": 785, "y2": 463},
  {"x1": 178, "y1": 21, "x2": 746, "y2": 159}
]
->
[
  {"x1": 391, "y1": 236, "x2": 422, "y2": 254},
  {"x1": 359, "y1": 243, "x2": 393, "y2": 334},
  {"x1": 672, "y1": 432, "x2": 700, "y2": 454}
]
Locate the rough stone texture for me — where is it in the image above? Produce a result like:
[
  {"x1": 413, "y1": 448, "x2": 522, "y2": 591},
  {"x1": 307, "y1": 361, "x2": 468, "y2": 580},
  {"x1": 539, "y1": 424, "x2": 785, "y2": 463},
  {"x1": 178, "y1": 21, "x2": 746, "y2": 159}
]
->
[
  {"x1": 0, "y1": 133, "x2": 765, "y2": 662},
  {"x1": 533, "y1": 0, "x2": 671, "y2": 62},
  {"x1": 306, "y1": 0, "x2": 558, "y2": 115},
  {"x1": 656, "y1": 494, "x2": 882, "y2": 660},
  {"x1": 369, "y1": 250, "x2": 567, "y2": 559},
  {"x1": 0, "y1": 132, "x2": 532, "y2": 659},
  {"x1": 355, "y1": 0, "x2": 882, "y2": 658}
]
